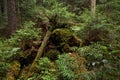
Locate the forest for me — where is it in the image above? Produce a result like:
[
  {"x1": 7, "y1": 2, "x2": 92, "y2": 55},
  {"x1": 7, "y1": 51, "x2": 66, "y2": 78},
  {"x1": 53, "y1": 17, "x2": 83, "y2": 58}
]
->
[{"x1": 0, "y1": 0, "x2": 120, "y2": 80}]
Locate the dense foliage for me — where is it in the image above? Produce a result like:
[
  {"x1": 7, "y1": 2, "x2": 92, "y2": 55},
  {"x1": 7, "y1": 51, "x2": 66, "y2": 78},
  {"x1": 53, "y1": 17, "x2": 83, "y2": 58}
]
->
[{"x1": 0, "y1": 0, "x2": 120, "y2": 80}]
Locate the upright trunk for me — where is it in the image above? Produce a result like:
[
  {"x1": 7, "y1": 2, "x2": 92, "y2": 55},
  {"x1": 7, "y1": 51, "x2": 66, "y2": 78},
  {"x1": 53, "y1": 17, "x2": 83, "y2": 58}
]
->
[
  {"x1": 16, "y1": 0, "x2": 21, "y2": 28},
  {"x1": 7, "y1": 0, "x2": 17, "y2": 35},
  {"x1": 4, "y1": 0, "x2": 7, "y2": 17},
  {"x1": 0, "y1": 1, "x2": 2, "y2": 24},
  {"x1": 91, "y1": 0, "x2": 96, "y2": 19},
  {"x1": 0, "y1": 0, "x2": 4, "y2": 14},
  {"x1": 0, "y1": 0, "x2": 7, "y2": 27}
]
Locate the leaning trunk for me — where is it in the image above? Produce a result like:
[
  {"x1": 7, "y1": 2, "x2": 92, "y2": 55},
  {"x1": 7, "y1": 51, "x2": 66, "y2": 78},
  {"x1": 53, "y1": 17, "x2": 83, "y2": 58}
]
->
[{"x1": 25, "y1": 30, "x2": 52, "y2": 80}]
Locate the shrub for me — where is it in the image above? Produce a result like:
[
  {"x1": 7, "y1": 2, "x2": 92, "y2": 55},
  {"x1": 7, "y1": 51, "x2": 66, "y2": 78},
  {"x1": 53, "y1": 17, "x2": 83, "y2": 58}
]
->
[
  {"x1": 75, "y1": 42, "x2": 120, "y2": 79},
  {"x1": 0, "y1": 21, "x2": 41, "y2": 79}
]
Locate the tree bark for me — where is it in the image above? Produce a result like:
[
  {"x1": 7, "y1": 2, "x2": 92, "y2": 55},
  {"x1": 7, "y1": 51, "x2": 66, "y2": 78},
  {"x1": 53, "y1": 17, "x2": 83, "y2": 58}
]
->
[
  {"x1": 25, "y1": 30, "x2": 52, "y2": 80},
  {"x1": 7, "y1": 0, "x2": 17, "y2": 35},
  {"x1": 91, "y1": 0, "x2": 96, "y2": 19}
]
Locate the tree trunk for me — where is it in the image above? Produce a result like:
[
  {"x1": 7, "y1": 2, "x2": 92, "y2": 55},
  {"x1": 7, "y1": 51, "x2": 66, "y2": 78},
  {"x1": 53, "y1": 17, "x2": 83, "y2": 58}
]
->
[
  {"x1": 0, "y1": 0, "x2": 4, "y2": 14},
  {"x1": 16, "y1": 0, "x2": 22, "y2": 28},
  {"x1": 25, "y1": 30, "x2": 52, "y2": 80},
  {"x1": 91, "y1": 0, "x2": 96, "y2": 19},
  {"x1": 7, "y1": 0, "x2": 17, "y2": 35}
]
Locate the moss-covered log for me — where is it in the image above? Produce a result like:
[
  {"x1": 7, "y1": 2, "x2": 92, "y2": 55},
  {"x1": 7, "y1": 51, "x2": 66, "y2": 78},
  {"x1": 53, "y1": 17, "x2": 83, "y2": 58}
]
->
[{"x1": 25, "y1": 30, "x2": 52, "y2": 80}]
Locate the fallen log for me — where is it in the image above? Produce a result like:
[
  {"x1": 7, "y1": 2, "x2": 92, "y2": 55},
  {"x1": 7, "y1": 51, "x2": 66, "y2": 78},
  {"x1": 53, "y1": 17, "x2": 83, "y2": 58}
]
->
[{"x1": 25, "y1": 30, "x2": 52, "y2": 80}]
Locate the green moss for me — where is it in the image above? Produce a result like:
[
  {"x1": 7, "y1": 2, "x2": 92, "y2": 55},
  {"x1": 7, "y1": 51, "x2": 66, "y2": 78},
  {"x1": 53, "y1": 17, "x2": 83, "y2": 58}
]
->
[
  {"x1": 45, "y1": 49, "x2": 60, "y2": 60},
  {"x1": 49, "y1": 28, "x2": 83, "y2": 54},
  {"x1": 6, "y1": 61, "x2": 20, "y2": 80},
  {"x1": 51, "y1": 29, "x2": 73, "y2": 45},
  {"x1": 10, "y1": 61, "x2": 21, "y2": 76}
]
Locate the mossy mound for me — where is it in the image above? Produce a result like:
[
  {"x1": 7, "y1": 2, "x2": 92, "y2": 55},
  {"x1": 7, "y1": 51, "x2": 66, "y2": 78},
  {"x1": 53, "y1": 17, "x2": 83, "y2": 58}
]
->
[
  {"x1": 6, "y1": 61, "x2": 21, "y2": 80},
  {"x1": 45, "y1": 49, "x2": 60, "y2": 60},
  {"x1": 50, "y1": 28, "x2": 73, "y2": 45},
  {"x1": 43, "y1": 28, "x2": 83, "y2": 60},
  {"x1": 10, "y1": 61, "x2": 21, "y2": 76},
  {"x1": 50, "y1": 28, "x2": 82, "y2": 47}
]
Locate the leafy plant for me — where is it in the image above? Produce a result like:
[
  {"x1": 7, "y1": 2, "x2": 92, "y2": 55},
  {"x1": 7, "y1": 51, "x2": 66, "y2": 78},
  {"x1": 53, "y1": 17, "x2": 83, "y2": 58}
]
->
[
  {"x1": 0, "y1": 40, "x2": 11, "y2": 79},
  {"x1": 28, "y1": 57, "x2": 57, "y2": 80},
  {"x1": 56, "y1": 54, "x2": 79, "y2": 80},
  {"x1": 8, "y1": 21, "x2": 41, "y2": 46},
  {"x1": 38, "y1": 0, "x2": 76, "y2": 28},
  {"x1": 19, "y1": 0, "x2": 40, "y2": 21},
  {"x1": 0, "y1": 21, "x2": 41, "y2": 79}
]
